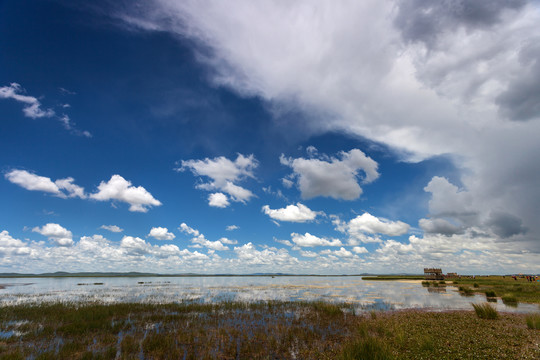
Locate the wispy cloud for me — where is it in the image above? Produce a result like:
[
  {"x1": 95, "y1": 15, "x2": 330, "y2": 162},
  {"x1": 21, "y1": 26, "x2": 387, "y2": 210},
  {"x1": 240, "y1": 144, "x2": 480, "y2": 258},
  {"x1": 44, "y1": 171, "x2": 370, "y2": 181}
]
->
[
  {"x1": 0, "y1": 83, "x2": 91, "y2": 137},
  {"x1": 0, "y1": 83, "x2": 54, "y2": 118}
]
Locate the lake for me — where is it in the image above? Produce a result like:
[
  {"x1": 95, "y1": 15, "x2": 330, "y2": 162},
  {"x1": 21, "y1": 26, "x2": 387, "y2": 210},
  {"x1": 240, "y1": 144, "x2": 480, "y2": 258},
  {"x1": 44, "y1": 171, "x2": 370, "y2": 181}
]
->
[{"x1": 0, "y1": 276, "x2": 538, "y2": 313}]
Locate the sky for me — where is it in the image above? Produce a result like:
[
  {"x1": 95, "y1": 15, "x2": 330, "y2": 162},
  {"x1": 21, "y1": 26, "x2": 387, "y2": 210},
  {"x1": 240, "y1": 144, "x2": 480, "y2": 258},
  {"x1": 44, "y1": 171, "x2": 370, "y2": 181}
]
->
[{"x1": 1, "y1": 0, "x2": 539, "y2": 275}]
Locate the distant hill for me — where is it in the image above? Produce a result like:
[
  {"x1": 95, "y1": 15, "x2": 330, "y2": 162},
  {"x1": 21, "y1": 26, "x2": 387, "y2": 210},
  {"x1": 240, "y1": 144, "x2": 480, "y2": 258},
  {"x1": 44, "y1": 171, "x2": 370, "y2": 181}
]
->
[{"x1": 0, "y1": 272, "x2": 396, "y2": 278}]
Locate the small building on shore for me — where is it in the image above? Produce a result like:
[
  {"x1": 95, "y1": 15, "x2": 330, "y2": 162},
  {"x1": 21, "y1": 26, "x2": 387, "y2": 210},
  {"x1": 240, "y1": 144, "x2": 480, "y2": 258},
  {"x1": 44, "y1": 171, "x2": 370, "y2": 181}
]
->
[{"x1": 424, "y1": 268, "x2": 444, "y2": 280}]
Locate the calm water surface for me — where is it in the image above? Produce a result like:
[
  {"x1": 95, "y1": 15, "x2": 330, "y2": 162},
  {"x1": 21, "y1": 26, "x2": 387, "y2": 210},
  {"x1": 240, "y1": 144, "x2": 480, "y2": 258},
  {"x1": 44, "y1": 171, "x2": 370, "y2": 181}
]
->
[{"x1": 0, "y1": 276, "x2": 538, "y2": 313}]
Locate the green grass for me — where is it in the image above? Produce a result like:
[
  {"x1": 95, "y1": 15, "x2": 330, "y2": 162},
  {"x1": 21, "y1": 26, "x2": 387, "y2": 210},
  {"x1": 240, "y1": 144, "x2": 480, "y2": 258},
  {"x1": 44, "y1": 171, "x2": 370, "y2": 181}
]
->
[
  {"x1": 526, "y1": 313, "x2": 540, "y2": 330},
  {"x1": 502, "y1": 295, "x2": 519, "y2": 307},
  {"x1": 485, "y1": 290, "x2": 497, "y2": 298},
  {"x1": 447, "y1": 276, "x2": 540, "y2": 304},
  {"x1": 0, "y1": 302, "x2": 539, "y2": 359},
  {"x1": 340, "y1": 336, "x2": 394, "y2": 360},
  {"x1": 472, "y1": 303, "x2": 499, "y2": 319},
  {"x1": 458, "y1": 286, "x2": 474, "y2": 296}
]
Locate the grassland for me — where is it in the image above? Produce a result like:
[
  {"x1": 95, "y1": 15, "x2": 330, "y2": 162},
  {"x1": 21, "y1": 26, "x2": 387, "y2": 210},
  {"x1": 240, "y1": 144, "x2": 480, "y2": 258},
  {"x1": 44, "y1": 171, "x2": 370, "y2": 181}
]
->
[
  {"x1": 365, "y1": 275, "x2": 540, "y2": 305},
  {"x1": 0, "y1": 301, "x2": 538, "y2": 359},
  {"x1": 449, "y1": 276, "x2": 540, "y2": 304}
]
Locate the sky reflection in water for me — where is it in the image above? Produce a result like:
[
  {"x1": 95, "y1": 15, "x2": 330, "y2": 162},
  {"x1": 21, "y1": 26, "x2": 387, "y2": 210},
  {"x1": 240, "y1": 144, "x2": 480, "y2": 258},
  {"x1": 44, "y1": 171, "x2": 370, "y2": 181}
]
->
[{"x1": 0, "y1": 276, "x2": 538, "y2": 313}]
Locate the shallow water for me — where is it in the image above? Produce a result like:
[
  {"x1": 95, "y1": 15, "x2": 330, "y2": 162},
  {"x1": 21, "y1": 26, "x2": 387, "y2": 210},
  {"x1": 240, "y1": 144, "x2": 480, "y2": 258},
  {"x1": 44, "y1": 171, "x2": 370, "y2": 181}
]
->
[{"x1": 0, "y1": 276, "x2": 538, "y2": 313}]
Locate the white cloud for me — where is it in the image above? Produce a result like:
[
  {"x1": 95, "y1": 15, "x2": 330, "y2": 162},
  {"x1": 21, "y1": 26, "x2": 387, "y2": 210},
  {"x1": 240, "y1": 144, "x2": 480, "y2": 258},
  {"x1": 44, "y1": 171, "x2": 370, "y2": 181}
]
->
[
  {"x1": 90, "y1": 175, "x2": 162, "y2": 212},
  {"x1": 347, "y1": 213, "x2": 410, "y2": 237},
  {"x1": 332, "y1": 213, "x2": 409, "y2": 245},
  {"x1": 0, "y1": 231, "x2": 31, "y2": 256},
  {"x1": 179, "y1": 223, "x2": 229, "y2": 250},
  {"x1": 0, "y1": 83, "x2": 91, "y2": 137},
  {"x1": 226, "y1": 225, "x2": 239, "y2": 231},
  {"x1": 352, "y1": 246, "x2": 368, "y2": 254},
  {"x1": 281, "y1": 178, "x2": 294, "y2": 188},
  {"x1": 274, "y1": 238, "x2": 294, "y2": 247},
  {"x1": 5, "y1": 170, "x2": 84, "y2": 199},
  {"x1": 118, "y1": 0, "x2": 540, "y2": 254},
  {"x1": 219, "y1": 237, "x2": 238, "y2": 245},
  {"x1": 280, "y1": 149, "x2": 379, "y2": 200},
  {"x1": 148, "y1": 227, "x2": 175, "y2": 241},
  {"x1": 321, "y1": 247, "x2": 354, "y2": 258},
  {"x1": 262, "y1": 203, "x2": 320, "y2": 223},
  {"x1": 424, "y1": 177, "x2": 475, "y2": 220},
  {"x1": 234, "y1": 242, "x2": 298, "y2": 266},
  {"x1": 208, "y1": 192, "x2": 230, "y2": 208},
  {"x1": 5, "y1": 170, "x2": 86, "y2": 199},
  {"x1": 299, "y1": 250, "x2": 318, "y2": 258},
  {"x1": 100, "y1": 225, "x2": 124, "y2": 233},
  {"x1": 0, "y1": 226, "x2": 539, "y2": 274},
  {"x1": 32, "y1": 223, "x2": 73, "y2": 246},
  {"x1": 55, "y1": 177, "x2": 87, "y2": 199},
  {"x1": 58, "y1": 114, "x2": 92, "y2": 138},
  {"x1": 120, "y1": 236, "x2": 150, "y2": 255},
  {"x1": 0, "y1": 83, "x2": 54, "y2": 118},
  {"x1": 179, "y1": 154, "x2": 257, "y2": 204},
  {"x1": 5, "y1": 171, "x2": 163, "y2": 212},
  {"x1": 290, "y1": 232, "x2": 342, "y2": 247},
  {"x1": 5, "y1": 170, "x2": 61, "y2": 195},
  {"x1": 179, "y1": 223, "x2": 200, "y2": 236},
  {"x1": 192, "y1": 235, "x2": 229, "y2": 251}
]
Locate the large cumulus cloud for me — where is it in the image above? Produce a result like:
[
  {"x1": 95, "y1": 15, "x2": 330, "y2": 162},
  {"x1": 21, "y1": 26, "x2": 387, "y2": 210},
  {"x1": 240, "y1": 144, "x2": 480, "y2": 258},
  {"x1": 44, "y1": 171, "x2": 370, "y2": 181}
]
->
[{"x1": 112, "y1": 1, "x2": 540, "y2": 253}]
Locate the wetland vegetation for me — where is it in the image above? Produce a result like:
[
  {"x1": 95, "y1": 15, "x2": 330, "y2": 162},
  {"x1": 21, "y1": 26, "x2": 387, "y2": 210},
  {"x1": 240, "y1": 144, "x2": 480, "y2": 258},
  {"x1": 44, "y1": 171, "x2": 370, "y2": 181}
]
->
[
  {"x1": 0, "y1": 301, "x2": 538, "y2": 359},
  {"x1": 367, "y1": 275, "x2": 540, "y2": 305}
]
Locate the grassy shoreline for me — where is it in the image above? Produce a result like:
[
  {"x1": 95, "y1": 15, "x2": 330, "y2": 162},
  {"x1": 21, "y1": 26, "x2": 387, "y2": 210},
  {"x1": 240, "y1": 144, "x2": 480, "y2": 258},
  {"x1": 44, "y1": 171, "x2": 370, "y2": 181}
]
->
[
  {"x1": 1, "y1": 301, "x2": 538, "y2": 359},
  {"x1": 364, "y1": 275, "x2": 540, "y2": 305}
]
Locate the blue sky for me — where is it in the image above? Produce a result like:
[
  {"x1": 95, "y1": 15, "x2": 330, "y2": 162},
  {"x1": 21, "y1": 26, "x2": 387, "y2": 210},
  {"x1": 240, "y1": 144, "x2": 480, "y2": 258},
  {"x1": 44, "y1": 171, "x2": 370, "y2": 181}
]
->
[{"x1": 1, "y1": 0, "x2": 539, "y2": 274}]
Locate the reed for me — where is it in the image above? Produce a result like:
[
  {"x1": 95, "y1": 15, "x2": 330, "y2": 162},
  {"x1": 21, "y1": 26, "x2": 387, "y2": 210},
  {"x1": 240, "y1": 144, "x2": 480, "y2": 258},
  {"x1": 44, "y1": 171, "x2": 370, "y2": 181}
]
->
[
  {"x1": 525, "y1": 313, "x2": 540, "y2": 330},
  {"x1": 472, "y1": 303, "x2": 498, "y2": 319}
]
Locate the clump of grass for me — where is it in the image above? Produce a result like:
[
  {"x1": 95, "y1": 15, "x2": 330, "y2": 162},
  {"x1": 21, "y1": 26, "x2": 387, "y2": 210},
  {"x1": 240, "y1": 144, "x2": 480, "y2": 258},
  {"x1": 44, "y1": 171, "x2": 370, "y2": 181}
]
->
[
  {"x1": 485, "y1": 290, "x2": 496, "y2": 298},
  {"x1": 421, "y1": 281, "x2": 430, "y2": 287},
  {"x1": 311, "y1": 301, "x2": 343, "y2": 317},
  {"x1": 473, "y1": 283, "x2": 479, "y2": 288},
  {"x1": 340, "y1": 336, "x2": 394, "y2": 360},
  {"x1": 459, "y1": 286, "x2": 474, "y2": 296},
  {"x1": 439, "y1": 280, "x2": 446, "y2": 285},
  {"x1": 472, "y1": 303, "x2": 499, "y2": 319},
  {"x1": 526, "y1": 313, "x2": 540, "y2": 330},
  {"x1": 502, "y1": 295, "x2": 518, "y2": 307},
  {"x1": 419, "y1": 335, "x2": 435, "y2": 351}
]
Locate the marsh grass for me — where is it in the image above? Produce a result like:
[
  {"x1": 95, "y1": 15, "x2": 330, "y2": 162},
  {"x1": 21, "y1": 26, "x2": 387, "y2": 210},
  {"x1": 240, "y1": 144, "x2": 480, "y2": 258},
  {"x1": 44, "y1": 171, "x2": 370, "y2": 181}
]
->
[
  {"x1": 485, "y1": 290, "x2": 496, "y2": 298},
  {"x1": 458, "y1": 286, "x2": 474, "y2": 296},
  {"x1": 472, "y1": 303, "x2": 499, "y2": 319},
  {"x1": 526, "y1": 313, "x2": 540, "y2": 330},
  {"x1": 340, "y1": 336, "x2": 394, "y2": 360},
  {"x1": 502, "y1": 295, "x2": 519, "y2": 307},
  {"x1": 0, "y1": 301, "x2": 538, "y2": 359},
  {"x1": 448, "y1": 276, "x2": 540, "y2": 304}
]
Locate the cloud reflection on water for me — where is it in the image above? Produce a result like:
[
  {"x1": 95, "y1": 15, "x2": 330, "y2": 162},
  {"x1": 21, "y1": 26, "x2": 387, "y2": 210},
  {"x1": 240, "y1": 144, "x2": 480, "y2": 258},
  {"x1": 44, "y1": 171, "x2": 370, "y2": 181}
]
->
[{"x1": 0, "y1": 276, "x2": 538, "y2": 313}]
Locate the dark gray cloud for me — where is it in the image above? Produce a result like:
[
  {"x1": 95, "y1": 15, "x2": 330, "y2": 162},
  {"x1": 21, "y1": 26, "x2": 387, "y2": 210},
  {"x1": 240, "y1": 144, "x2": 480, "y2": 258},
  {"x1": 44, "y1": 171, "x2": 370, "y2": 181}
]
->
[
  {"x1": 496, "y1": 41, "x2": 540, "y2": 121},
  {"x1": 486, "y1": 211, "x2": 527, "y2": 238},
  {"x1": 394, "y1": 0, "x2": 526, "y2": 48},
  {"x1": 419, "y1": 218, "x2": 464, "y2": 236}
]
